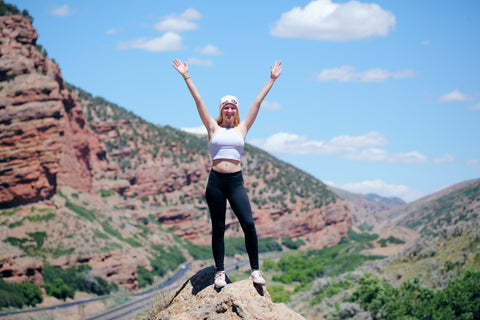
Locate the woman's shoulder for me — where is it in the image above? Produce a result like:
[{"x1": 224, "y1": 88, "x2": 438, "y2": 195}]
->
[
  {"x1": 234, "y1": 123, "x2": 248, "y2": 140},
  {"x1": 208, "y1": 122, "x2": 221, "y2": 140}
]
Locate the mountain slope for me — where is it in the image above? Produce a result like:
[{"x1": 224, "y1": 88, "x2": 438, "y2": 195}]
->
[
  {"x1": 394, "y1": 179, "x2": 480, "y2": 235},
  {"x1": 383, "y1": 179, "x2": 480, "y2": 234}
]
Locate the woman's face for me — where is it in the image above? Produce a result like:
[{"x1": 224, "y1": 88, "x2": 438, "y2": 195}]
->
[{"x1": 221, "y1": 104, "x2": 238, "y2": 124}]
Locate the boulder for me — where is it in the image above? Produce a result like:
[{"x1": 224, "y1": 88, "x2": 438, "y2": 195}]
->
[{"x1": 155, "y1": 266, "x2": 305, "y2": 320}]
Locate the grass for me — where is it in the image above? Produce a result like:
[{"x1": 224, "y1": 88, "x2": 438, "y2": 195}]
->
[
  {"x1": 143, "y1": 286, "x2": 171, "y2": 320},
  {"x1": 65, "y1": 200, "x2": 96, "y2": 222}
]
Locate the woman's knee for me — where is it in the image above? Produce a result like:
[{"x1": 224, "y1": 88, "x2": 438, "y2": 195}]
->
[
  {"x1": 241, "y1": 219, "x2": 256, "y2": 234},
  {"x1": 211, "y1": 219, "x2": 226, "y2": 234}
]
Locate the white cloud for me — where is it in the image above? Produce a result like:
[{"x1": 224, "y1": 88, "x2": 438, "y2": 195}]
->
[
  {"x1": 50, "y1": 4, "x2": 72, "y2": 17},
  {"x1": 181, "y1": 125, "x2": 207, "y2": 135},
  {"x1": 106, "y1": 28, "x2": 119, "y2": 35},
  {"x1": 466, "y1": 160, "x2": 480, "y2": 167},
  {"x1": 467, "y1": 102, "x2": 480, "y2": 110},
  {"x1": 339, "y1": 179, "x2": 423, "y2": 202},
  {"x1": 262, "y1": 101, "x2": 282, "y2": 110},
  {"x1": 186, "y1": 57, "x2": 213, "y2": 66},
  {"x1": 421, "y1": 40, "x2": 431, "y2": 45},
  {"x1": 316, "y1": 65, "x2": 416, "y2": 82},
  {"x1": 154, "y1": 8, "x2": 201, "y2": 32},
  {"x1": 179, "y1": 8, "x2": 202, "y2": 20},
  {"x1": 118, "y1": 32, "x2": 183, "y2": 52},
  {"x1": 120, "y1": 8, "x2": 201, "y2": 52},
  {"x1": 438, "y1": 89, "x2": 469, "y2": 102},
  {"x1": 196, "y1": 45, "x2": 222, "y2": 55},
  {"x1": 249, "y1": 131, "x2": 434, "y2": 164},
  {"x1": 344, "y1": 149, "x2": 428, "y2": 163},
  {"x1": 270, "y1": 0, "x2": 396, "y2": 41},
  {"x1": 323, "y1": 180, "x2": 337, "y2": 187},
  {"x1": 432, "y1": 154, "x2": 455, "y2": 164},
  {"x1": 250, "y1": 131, "x2": 387, "y2": 156},
  {"x1": 329, "y1": 132, "x2": 388, "y2": 148}
]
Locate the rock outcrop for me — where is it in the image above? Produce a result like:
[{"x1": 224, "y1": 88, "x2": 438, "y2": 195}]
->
[
  {"x1": 155, "y1": 266, "x2": 305, "y2": 320},
  {"x1": 255, "y1": 199, "x2": 352, "y2": 248},
  {"x1": 0, "y1": 243, "x2": 44, "y2": 289},
  {"x1": 0, "y1": 14, "x2": 108, "y2": 208},
  {"x1": 154, "y1": 199, "x2": 352, "y2": 248}
]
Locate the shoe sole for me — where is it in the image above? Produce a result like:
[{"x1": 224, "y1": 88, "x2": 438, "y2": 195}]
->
[{"x1": 249, "y1": 277, "x2": 266, "y2": 285}]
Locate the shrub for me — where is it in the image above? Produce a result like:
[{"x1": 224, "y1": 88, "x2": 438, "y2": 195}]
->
[
  {"x1": 271, "y1": 236, "x2": 384, "y2": 293},
  {"x1": 137, "y1": 266, "x2": 154, "y2": 288},
  {"x1": 0, "y1": 288, "x2": 24, "y2": 310},
  {"x1": 5, "y1": 232, "x2": 47, "y2": 255},
  {"x1": 351, "y1": 270, "x2": 480, "y2": 320},
  {"x1": 125, "y1": 237, "x2": 142, "y2": 247},
  {"x1": 184, "y1": 242, "x2": 211, "y2": 260},
  {"x1": 385, "y1": 236, "x2": 406, "y2": 245},
  {"x1": 43, "y1": 263, "x2": 116, "y2": 299},
  {"x1": 18, "y1": 282, "x2": 43, "y2": 306},
  {"x1": 99, "y1": 189, "x2": 114, "y2": 197},
  {"x1": 258, "y1": 237, "x2": 282, "y2": 253},
  {"x1": 267, "y1": 285, "x2": 293, "y2": 303},
  {"x1": 100, "y1": 219, "x2": 122, "y2": 239},
  {"x1": 224, "y1": 237, "x2": 282, "y2": 256},
  {"x1": 348, "y1": 230, "x2": 379, "y2": 242},
  {"x1": 282, "y1": 237, "x2": 305, "y2": 250},
  {"x1": 28, "y1": 231, "x2": 47, "y2": 248},
  {"x1": 45, "y1": 278, "x2": 74, "y2": 300},
  {"x1": 310, "y1": 279, "x2": 352, "y2": 305},
  {"x1": 262, "y1": 258, "x2": 276, "y2": 271},
  {"x1": 65, "y1": 200, "x2": 96, "y2": 222},
  {"x1": 0, "y1": 278, "x2": 43, "y2": 310},
  {"x1": 150, "y1": 244, "x2": 186, "y2": 277}
]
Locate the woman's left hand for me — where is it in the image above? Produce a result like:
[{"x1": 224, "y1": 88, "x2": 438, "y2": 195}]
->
[
  {"x1": 270, "y1": 60, "x2": 282, "y2": 80},
  {"x1": 172, "y1": 58, "x2": 189, "y2": 78}
]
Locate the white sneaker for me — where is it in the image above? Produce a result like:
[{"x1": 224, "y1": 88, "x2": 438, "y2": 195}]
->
[
  {"x1": 214, "y1": 271, "x2": 227, "y2": 288},
  {"x1": 249, "y1": 270, "x2": 266, "y2": 285}
]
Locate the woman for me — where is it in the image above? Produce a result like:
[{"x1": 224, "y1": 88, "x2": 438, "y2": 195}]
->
[{"x1": 172, "y1": 58, "x2": 282, "y2": 288}]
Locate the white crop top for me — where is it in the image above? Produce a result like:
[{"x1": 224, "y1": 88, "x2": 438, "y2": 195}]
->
[{"x1": 209, "y1": 127, "x2": 244, "y2": 161}]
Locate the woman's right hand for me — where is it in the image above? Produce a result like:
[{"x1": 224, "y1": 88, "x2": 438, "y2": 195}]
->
[{"x1": 172, "y1": 59, "x2": 188, "y2": 78}]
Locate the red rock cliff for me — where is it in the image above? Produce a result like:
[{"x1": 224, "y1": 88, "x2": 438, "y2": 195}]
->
[{"x1": 0, "y1": 14, "x2": 107, "y2": 208}]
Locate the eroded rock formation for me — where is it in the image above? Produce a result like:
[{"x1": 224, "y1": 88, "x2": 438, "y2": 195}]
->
[
  {"x1": 155, "y1": 266, "x2": 306, "y2": 320},
  {"x1": 0, "y1": 14, "x2": 108, "y2": 208}
]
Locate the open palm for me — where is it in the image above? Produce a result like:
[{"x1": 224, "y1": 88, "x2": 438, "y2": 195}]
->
[
  {"x1": 271, "y1": 60, "x2": 282, "y2": 80},
  {"x1": 172, "y1": 59, "x2": 188, "y2": 77}
]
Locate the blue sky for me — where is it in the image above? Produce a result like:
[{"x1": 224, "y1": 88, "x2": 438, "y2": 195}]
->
[{"x1": 9, "y1": 0, "x2": 480, "y2": 202}]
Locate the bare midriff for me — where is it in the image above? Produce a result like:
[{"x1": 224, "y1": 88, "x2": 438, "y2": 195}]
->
[{"x1": 212, "y1": 158, "x2": 242, "y2": 173}]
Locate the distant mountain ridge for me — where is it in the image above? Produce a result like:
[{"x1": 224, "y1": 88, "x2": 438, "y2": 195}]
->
[
  {"x1": 385, "y1": 178, "x2": 480, "y2": 235},
  {"x1": 329, "y1": 186, "x2": 406, "y2": 212},
  {"x1": 363, "y1": 193, "x2": 405, "y2": 207},
  {"x1": 328, "y1": 186, "x2": 405, "y2": 233}
]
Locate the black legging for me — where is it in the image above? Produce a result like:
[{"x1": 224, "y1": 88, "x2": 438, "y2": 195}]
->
[{"x1": 205, "y1": 170, "x2": 259, "y2": 272}]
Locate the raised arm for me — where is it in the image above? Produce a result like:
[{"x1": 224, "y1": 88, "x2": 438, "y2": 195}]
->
[
  {"x1": 237, "y1": 60, "x2": 283, "y2": 137},
  {"x1": 172, "y1": 59, "x2": 218, "y2": 138}
]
